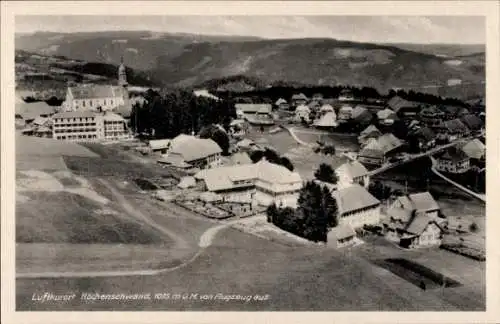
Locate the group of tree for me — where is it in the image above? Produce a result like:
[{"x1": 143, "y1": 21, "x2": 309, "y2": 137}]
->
[
  {"x1": 249, "y1": 148, "x2": 294, "y2": 171},
  {"x1": 314, "y1": 163, "x2": 338, "y2": 184},
  {"x1": 266, "y1": 181, "x2": 338, "y2": 243},
  {"x1": 130, "y1": 89, "x2": 237, "y2": 141}
]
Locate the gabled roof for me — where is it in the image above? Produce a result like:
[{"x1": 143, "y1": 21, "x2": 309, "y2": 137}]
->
[
  {"x1": 459, "y1": 139, "x2": 485, "y2": 159},
  {"x1": 360, "y1": 125, "x2": 382, "y2": 137},
  {"x1": 313, "y1": 112, "x2": 337, "y2": 127},
  {"x1": 15, "y1": 101, "x2": 56, "y2": 120},
  {"x1": 332, "y1": 184, "x2": 380, "y2": 215},
  {"x1": 295, "y1": 104, "x2": 311, "y2": 113},
  {"x1": 328, "y1": 225, "x2": 356, "y2": 241},
  {"x1": 291, "y1": 93, "x2": 308, "y2": 101},
  {"x1": 437, "y1": 146, "x2": 470, "y2": 162},
  {"x1": 444, "y1": 119, "x2": 470, "y2": 134},
  {"x1": 387, "y1": 206, "x2": 414, "y2": 224},
  {"x1": 69, "y1": 85, "x2": 124, "y2": 100},
  {"x1": 419, "y1": 105, "x2": 444, "y2": 116},
  {"x1": 352, "y1": 105, "x2": 368, "y2": 118},
  {"x1": 230, "y1": 152, "x2": 253, "y2": 165},
  {"x1": 377, "y1": 108, "x2": 396, "y2": 120},
  {"x1": 377, "y1": 133, "x2": 404, "y2": 154},
  {"x1": 149, "y1": 139, "x2": 171, "y2": 151},
  {"x1": 195, "y1": 159, "x2": 301, "y2": 192},
  {"x1": 387, "y1": 96, "x2": 420, "y2": 112},
  {"x1": 405, "y1": 212, "x2": 434, "y2": 235},
  {"x1": 412, "y1": 126, "x2": 436, "y2": 142},
  {"x1": 255, "y1": 159, "x2": 302, "y2": 184},
  {"x1": 460, "y1": 114, "x2": 483, "y2": 131},
  {"x1": 275, "y1": 98, "x2": 287, "y2": 106},
  {"x1": 170, "y1": 137, "x2": 222, "y2": 162},
  {"x1": 320, "y1": 104, "x2": 335, "y2": 112},
  {"x1": 336, "y1": 160, "x2": 368, "y2": 179},
  {"x1": 407, "y1": 192, "x2": 440, "y2": 212},
  {"x1": 339, "y1": 105, "x2": 354, "y2": 112},
  {"x1": 235, "y1": 103, "x2": 272, "y2": 114}
]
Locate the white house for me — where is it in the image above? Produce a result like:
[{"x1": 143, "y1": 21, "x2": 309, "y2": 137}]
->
[
  {"x1": 327, "y1": 225, "x2": 356, "y2": 248},
  {"x1": 398, "y1": 213, "x2": 444, "y2": 249},
  {"x1": 335, "y1": 160, "x2": 370, "y2": 189},
  {"x1": 435, "y1": 147, "x2": 471, "y2": 174},
  {"x1": 160, "y1": 135, "x2": 222, "y2": 170},
  {"x1": 149, "y1": 139, "x2": 171, "y2": 155},
  {"x1": 332, "y1": 184, "x2": 381, "y2": 229},
  {"x1": 294, "y1": 104, "x2": 311, "y2": 122},
  {"x1": 194, "y1": 159, "x2": 303, "y2": 207}
]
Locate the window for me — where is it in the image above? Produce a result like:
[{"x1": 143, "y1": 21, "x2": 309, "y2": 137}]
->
[{"x1": 82, "y1": 101, "x2": 86, "y2": 107}]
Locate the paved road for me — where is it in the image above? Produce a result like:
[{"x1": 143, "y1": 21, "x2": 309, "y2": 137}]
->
[{"x1": 430, "y1": 157, "x2": 486, "y2": 203}]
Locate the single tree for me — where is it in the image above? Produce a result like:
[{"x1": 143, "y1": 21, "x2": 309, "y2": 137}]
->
[{"x1": 314, "y1": 163, "x2": 337, "y2": 184}]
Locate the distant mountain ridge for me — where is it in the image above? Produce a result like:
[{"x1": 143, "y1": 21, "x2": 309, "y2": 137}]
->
[{"x1": 15, "y1": 31, "x2": 485, "y2": 99}]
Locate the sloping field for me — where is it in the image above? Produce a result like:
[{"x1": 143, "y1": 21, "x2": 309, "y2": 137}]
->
[
  {"x1": 16, "y1": 191, "x2": 168, "y2": 245},
  {"x1": 16, "y1": 133, "x2": 98, "y2": 158},
  {"x1": 16, "y1": 134, "x2": 98, "y2": 171}
]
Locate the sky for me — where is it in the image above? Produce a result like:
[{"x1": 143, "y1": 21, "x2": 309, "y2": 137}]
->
[{"x1": 15, "y1": 16, "x2": 485, "y2": 44}]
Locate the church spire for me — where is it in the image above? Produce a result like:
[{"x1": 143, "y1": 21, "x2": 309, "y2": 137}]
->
[{"x1": 118, "y1": 55, "x2": 127, "y2": 87}]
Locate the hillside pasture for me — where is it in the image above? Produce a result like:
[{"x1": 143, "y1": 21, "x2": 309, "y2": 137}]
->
[{"x1": 16, "y1": 191, "x2": 168, "y2": 245}]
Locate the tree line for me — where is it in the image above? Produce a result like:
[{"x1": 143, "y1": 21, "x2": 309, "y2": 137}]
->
[{"x1": 130, "y1": 89, "x2": 237, "y2": 142}]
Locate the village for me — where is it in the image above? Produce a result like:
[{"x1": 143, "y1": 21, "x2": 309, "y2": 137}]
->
[{"x1": 15, "y1": 51, "x2": 486, "y2": 310}]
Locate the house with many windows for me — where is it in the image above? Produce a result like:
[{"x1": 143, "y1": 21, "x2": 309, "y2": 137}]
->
[
  {"x1": 435, "y1": 147, "x2": 471, "y2": 174},
  {"x1": 194, "y1": 159, "x2": 303, "y2": 207},
  {"x1": 52, "y1": 111, "x2": 101, "y2": 142}
]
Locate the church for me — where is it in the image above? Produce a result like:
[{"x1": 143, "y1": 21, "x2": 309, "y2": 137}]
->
[{"x1": 62, "y1": 57, "x2": 131, "y2": 115}]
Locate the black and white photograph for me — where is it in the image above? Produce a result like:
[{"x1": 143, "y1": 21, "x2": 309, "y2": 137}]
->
[{"x1": 2, "y1": 1, "x2": 499, "y2": 321}]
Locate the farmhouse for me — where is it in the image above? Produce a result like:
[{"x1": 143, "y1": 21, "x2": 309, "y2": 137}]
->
[
  {"x1": 389, "y1": 192, "x2": 441, "y2": 219},
  {"x1": 387, "y1": 96, "x2": 422, "y2": 118},
  {"x1": 275, "y1": 98, "x2": 289, "y2": 110},
  {"x1": 419, "y1": 106, "x2": 445, "y2": 127},
  {"x1": 15, "y1": 101, "x2": 57, "y2": 123},
  {"x1": 319, "y1": 104, "x2": 335, "y2": 115},
  {"x1": 313, "y1": 112, "x2": 338, "y2": 129},
  {"x1": 148, "y1": 139, "x2": 171, "y2": 155},
  {"x1": 337, "y1": 105, "x2": 354, "y2": 121},
  {"x1": 327, "y1": 225, "x2": 357, "y2": 248},
  {"x1": 291, "y1": 93, "x2": 308, "y2": 107},
  {"x1": 398, "y1": 213, "x2": 444, "y2": 249},
  {"x1": 295, "y1": 104, "x2": 311, "y2": 122},
  {"x1": 435, "y1": 147, "x2": 471, "y2": 174},
  {"x1": 338, "y1": 89, "x2": 354, "y2": 102},
  {"x1": 409, "y1": 126, "x2": 436, "y2": 151},
  {"x1": 460, "y1": 114, "x2": 483, "y2": 133},
  {"x1": 351, "y1": 105, "x2": 373, "y2": 126},
  {"x1": 332, "y1": 184, "x2": 381, "y2": 229},
  {"x1": 358, "y1": 125, "x2": 382, "y2": 146},
  {"x1": 194, "y1": 159, "x2": 303, "y2": 207},
  {"x1": 377, "y1": 108, "x2": 397, "y2": 126},
  {"x1": 459, "y1": 139, "x2": 485, "y2": 161},
  {"x1": 235, "y1": 104, "x2": 274, "y2": 125},
  {"x1": 442, "y1": 118, "x2": 470, "y2": 141},
  {"x1": 358, "y1": 133, "x2": 404, "y2": 166},
  {"x1": 161, "y1": 135, "x2": 222, "y2": 170},
  {"x1": 335, "y1": 160, "x2": 370, "y2": 189},
  {"x1": 229, "y1": 119, "x2": 247, "y2": 138},
  {"x1": 230, "y1": 152, "x2": 253, "y2": 165}
]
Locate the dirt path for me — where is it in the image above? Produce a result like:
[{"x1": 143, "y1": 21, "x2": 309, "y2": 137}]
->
[{"x1": 96, "y1": 178, "x2": 190, "y2": 249}]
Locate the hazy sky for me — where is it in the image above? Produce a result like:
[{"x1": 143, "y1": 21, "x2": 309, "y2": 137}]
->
[{"x1": 15, "y1": 15, "x2": 485, "y2": 44}]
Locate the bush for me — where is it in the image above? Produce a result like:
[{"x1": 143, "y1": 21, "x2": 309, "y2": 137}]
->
[{"x1": 469, "y1": 222, "x2": 479, "y2": 233}]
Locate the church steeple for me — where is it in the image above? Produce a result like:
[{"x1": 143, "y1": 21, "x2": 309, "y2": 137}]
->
[{"x1": 118, "y1": 55, "x2": 127, "y2": 87}]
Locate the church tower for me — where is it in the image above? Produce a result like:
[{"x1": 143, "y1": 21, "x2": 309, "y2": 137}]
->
[{"x1": 118, "y1": 55, "x2": 128, "y2": 88}]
